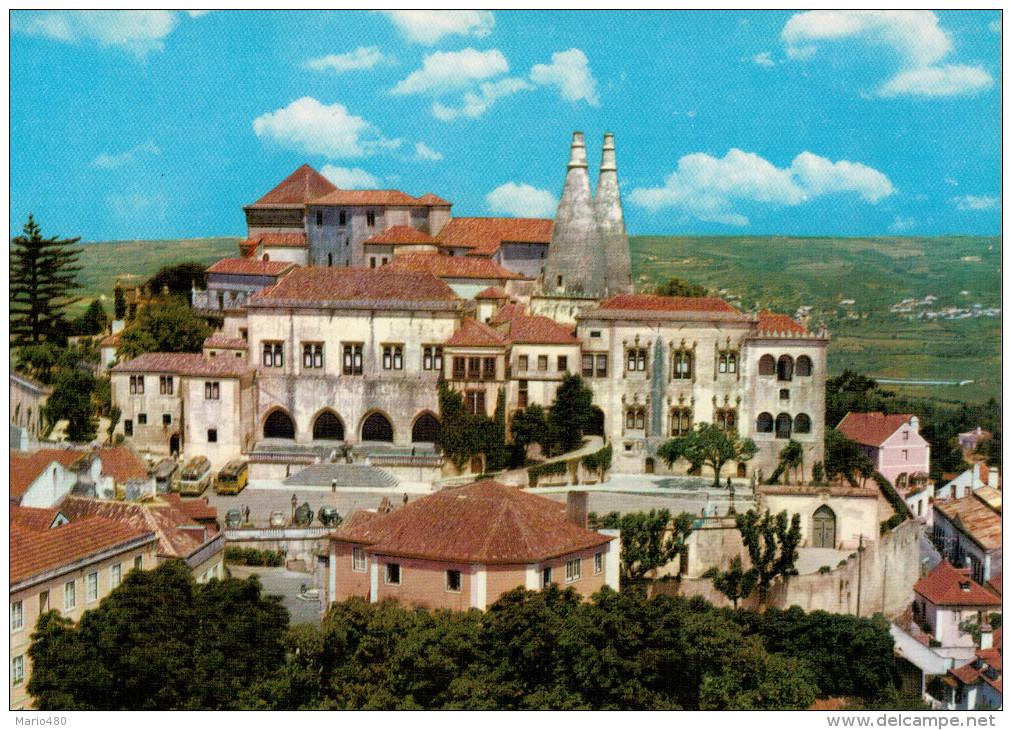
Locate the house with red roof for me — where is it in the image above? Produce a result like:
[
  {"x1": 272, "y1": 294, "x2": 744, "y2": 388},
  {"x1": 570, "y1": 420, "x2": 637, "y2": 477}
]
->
[
  {"x1": 362, "y1": 225, "x2": 440, "y2": 264},
  {"x1": 192, "y1": 256, "x2": 298, "y2": 318},
  {"x1": 913, "y1": 560, "x2": 1002, "y2": 649},
  {"x1": 939, "y1": 628, "x2": 1002, "y2": 710},
  {"x1": 325, "y1": 479, "x2": 617, "y2": 611},
  {"x1": 932, "y1": 489, "x2": 1002, "y2": 585},
  {"x1": 381, "y1": 251, "x2": 533, "y2": 299},
  {"x1": 10, "y1": 448, "x2": 84, "y2": 508},
  {"x1": 837, "y1": 412, "x2": 931, "y2": 494}
]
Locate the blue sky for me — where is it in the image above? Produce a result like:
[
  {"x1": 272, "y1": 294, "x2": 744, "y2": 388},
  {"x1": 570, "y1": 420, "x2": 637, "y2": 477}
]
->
[{"x1": 9, "y1": 10, "x2": 1002, "y2": 242}]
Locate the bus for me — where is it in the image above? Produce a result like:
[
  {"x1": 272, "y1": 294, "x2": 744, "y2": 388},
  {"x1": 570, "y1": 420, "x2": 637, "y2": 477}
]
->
[
  {"x1": 177, "y1": 456, "x2": 212, "y2": 496},
  {"x1": 214, "y1": 460, "x2": 248, "y2": 495}
]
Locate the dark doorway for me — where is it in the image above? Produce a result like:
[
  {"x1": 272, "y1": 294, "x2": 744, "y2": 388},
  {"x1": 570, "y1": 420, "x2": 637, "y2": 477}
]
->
[
  {"x1": 645, "y1": 457, "x2": 655, "y2": 474},
  {"x1": 775, "y1": 413, "x2": 793, "y2": 439},
  {"x1": 264, "y1": 409, "x2": 296, "y2": 439},
  {"x1": 169, "y1": 433, "x2": 180, "y2": 455},
  {"x1": 362, "y1": 412, "x2": 394, "y2": 442},
  {"x1": 737, "y1": 462, "x2": 747, "y2": 478},
  {"x1": 313, "y1": 411, "x2": 345, "y2": 440},
  {"x1": 411, "y1": 413, "x2": 440, "y2": 443}
]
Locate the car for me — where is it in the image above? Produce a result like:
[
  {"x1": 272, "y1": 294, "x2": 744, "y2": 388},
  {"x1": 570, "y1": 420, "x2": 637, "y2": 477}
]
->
[
  {"x1": 318, "y1": 506, "x2": 341, "y2": 527},
  {"x1": 225, "y1": 508, "x2": 242, "y2": 529},
  {"x1": 269, "y1": 511, "x2": 287, "y2": 528}
]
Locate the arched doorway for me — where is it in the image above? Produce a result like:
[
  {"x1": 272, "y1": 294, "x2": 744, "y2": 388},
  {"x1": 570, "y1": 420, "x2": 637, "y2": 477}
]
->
[
  {"x1": 812, "y1": 506, "x2": 836, "y2": 548},
  {"x1": 313, "y1": 410, "x2": 345, "y2": 440},
  {"x1": 361, "y1": 412, "x2": 394, "y2": 442},
  {"x1": 737, "y1": 462, "x2": 747, "y2": 478},
  {"x1": 411, "y1": 412, "x2": 440, "y2": 443},
  {"x1": 169, "y1": 433, "x2": 180, "y2": 455},
  {"x1": 645, "y1": 457, "x2": 655, "y2": 474},
  {"x1": 587, "y1": 406, "x2": 605, "y2": 436},
  {"x1": 264, "y1": 409, "x2": 296, "y2": 439}
]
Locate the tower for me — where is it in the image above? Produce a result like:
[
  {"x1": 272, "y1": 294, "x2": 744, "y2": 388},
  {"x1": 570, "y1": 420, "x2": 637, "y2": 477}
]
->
[
  {"x1": 542, "y1": 132, "x2": 606, "y2": 297},
  {"x1": 595, "y1": 133, "x2": 634, "y2": 295}
]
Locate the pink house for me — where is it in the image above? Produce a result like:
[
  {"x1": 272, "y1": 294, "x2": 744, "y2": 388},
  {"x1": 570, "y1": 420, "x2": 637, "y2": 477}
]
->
[
  {"x1": 325, "y1": 479, "x2": 619, "y2": 611},
  {"x1": 913, "y1": 560, "x2": 1002, "y2": 650},
  {"x1": 837, "y1": 412, "x2": 931, "y2": 490}
]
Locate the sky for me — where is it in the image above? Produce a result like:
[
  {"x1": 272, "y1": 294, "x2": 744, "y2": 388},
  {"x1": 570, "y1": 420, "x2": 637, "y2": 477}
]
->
[{"x1": 8, "y1": 10, "x2": 1002, "y2": 242}]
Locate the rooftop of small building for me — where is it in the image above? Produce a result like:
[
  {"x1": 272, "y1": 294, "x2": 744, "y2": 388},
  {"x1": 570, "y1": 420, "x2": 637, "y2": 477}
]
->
[
  {"x1": 363, "y1": 225, "x2": 438, "y2": 245},
  {"x1": 247, "y1": 164, "x2": 337, "y2": 208},
  {"x1": 914, "y1": 560, "x2": 1002, "y2": 607},
  {"x1": 251, "y1": 266, "x2": 460, "y2": 305},
  {"x1": 836, "y1": 412, "x2": 918, "y2": 447},
  {"x1": 933, "y1": 491, "x2": 1002, "y2": 550},
  {"x1": 445, "y1": 318, "x2": 509, "y2": 348},
  {"x1": 381, "y1": 252, "x2": 528, "y2": 280},
  {"x1": 112, "y1": 352, "x2": 255, "y2": 378},
  {"x1": 489, "y1": 304, "x2": 580, "y2": 344},
  {"x1": 436, "y1": 217, "x2": 554, "y2": 256},
  {"x1": 206, "y1": 257, "x2": 297, "y2": 276},
  {"x1": 10, "y1": 448, "x2": 87, "y2": 498}
]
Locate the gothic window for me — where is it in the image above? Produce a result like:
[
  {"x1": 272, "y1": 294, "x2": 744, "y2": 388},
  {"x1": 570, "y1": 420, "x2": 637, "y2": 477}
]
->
[
  {"x1": 777, "y1": 355, "x2": 794, "y2": 382},
  {"x1": 718, "y1": 351, "x2": 738, "y2": 374},
  {"x1": 775, "y1": 412, "x2": 793, "y2": 439},
  {"x1": 129, "y1": 375, "x2": 145, "y2": 394},
  {"x1": 626, "y1": 407, "x2": 646, "y2": 430},
  {"x1": 303, "y1": 343, "x2": 324, "y2": 369},
  {"x1": 670, "y1": 407, "x2": 692, "y2": 436},
  {"x1": 159, "y1": 376, "x2": 173, "y2": 394},
  {"x1": 362, "y1": 412, "x2": 394, "y2": 442},
  {"x1": 264, "y1": 410, "x2": 296, "y2": 439},
  {"x1": 715, "y1": 408, "x2": 737, "y2": 432},
  {"x1": 796, "y1": 355, "x2": 813, "y2": 377},
  {"x1": 422, "y1": 346, "x2": 443, "y2": 371},
  {"x1": 313, "y1": 411, "x2": 345, "y2": 441},
  {"x1": 758, "y1": 354, "x2": 775, "y2": 376},
  {"x1": 672, "y1": 350, "x2": 692, "y2": 379},
  {"x1": 627, "y1": 348, "x2": 647, "y2": 372},
  {"x1": 342, "y1": 344, "x2": 363, "y2": 375},
  {"x1": 756, "y1": 412, "x2": 774, "y2": 433},
  {"x1": 794, "y1": 413, "x2": 811, "y2": 434},
  {"x1": 262, "y1": 342, "x2": 284, "y2": 368},
  {"x1": 382, "y1": 345, "x2": 404, "y2": 370}
]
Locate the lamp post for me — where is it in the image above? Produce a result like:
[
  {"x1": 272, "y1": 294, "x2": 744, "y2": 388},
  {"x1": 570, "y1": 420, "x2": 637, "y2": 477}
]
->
[{"x1": 291, "y1": 493, "x2": 298, "y2": 524}]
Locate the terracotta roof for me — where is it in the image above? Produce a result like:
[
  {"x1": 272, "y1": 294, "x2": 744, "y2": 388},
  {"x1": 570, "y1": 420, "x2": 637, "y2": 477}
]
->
[
  {"x1": 949, "y1": 648, "x2": 1002, "y2": 692},
  {"x1": 363, "y1": 226, "x2": 438, "y2": 245},
  {"x1": 987, "y1": 572, "x2": 1001, "y2": 598},
  {"x1": 475, "y1": 286, "x2": 509, "y2": 300},
  {"x1": 415, "y1": 193, "x2": 451, "y2": 206},
  {"x1": 595, "y1": 294, "x2": 740, "y2": 313},
  {"x1": 332, "y1": 479, "x2": 613, "y2": 564},
  {"x1": 382, "y1": 253, "x2": 526, "y2": 280},
  {"x1": 95, "y1": 447, "x2": 149, "y2": 483},
  {"x1": 913, "y1": 560, "x2": 1002, "y2": 607},
  {"x1": 252, "y1": 267, "x2": 459, "y2": 304},
  {"x1": 445, "y1": 318, "x2": 508, "y2": 347},
  {"x1": 203, "y1": 332, "x2": 249, "y2": 350},
  {"x1": 934, "y1": 492, "x2": 1002, "y2": 551},
  {"x1": 489, "y1": 302, "x2": 526, "y2": 324},
  {"x1": 206, "y1": 258, "x2": 296, "y2": 276},
  {"x1": 253, "y1": 232, "x2": 307, "y2": 249},
  {"x1": 436, "y1": 217, "x2": 553, "y2": 256},
  {"x1": 11, "y1": 517, "x2": 154, "y2": 584},
  {"x1": 162, "y1": 493, "x2": 219, "y2": 523},
  {"x1": 99, "y1": 333, "x2": 120, "y2": 348},
  {"x1": 248, "y1": 164, "x2": 337, "y2": 207},
  {"x1": 112, "y1": 352, "x2": 254, "y2": 378},
  {"x1": 836, "y1": 412, "x2": 917, "y2": 448},
  {"x1": 9, "y1": 505, "x2": 63, "y2": 532},
  {"x1": 312, "y1": 189, "x2": 421, "y2": 207},
  {"x1": 753, "y1": 309, "x2": 813, "y2": 337},
  {"x1": 503, "y1": 314, "x2": 580, "y2": 345},
  {"x1": 58, "y1": 496, "x2": 213, "y2": 560},
  {"x1": 10, "y1": 449, "x2": 85, "y2": 498}
]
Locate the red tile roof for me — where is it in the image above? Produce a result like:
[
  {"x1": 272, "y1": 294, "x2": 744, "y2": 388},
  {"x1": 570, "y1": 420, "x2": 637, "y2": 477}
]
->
[
  {"x1": 492, "y1": 306, "x2": 580, "y2": 344},
  {"x1": 252, "y1": 267, "x2": 459, "y2": 304},
  {"x1": 99, "y1": 333, "x2": 120, "y2": 348},
  {"x1": 436, "y1": 217, "x2": 553, "y2": 256},
  {"x1": 754, "y1": 309, "x2": 813, "y2": 337},
  {"x1": 363, "y1": 226, "x2": 438, "y2": 245},
  {"x1": 95, "y1": 447, "x2": 149, "y2": 483},
  {"x1": 934, "y1": 492, "x2": 1002, "y2": 551},
  {"x1": 11, "y1": 517, "x2": 155, "y2": 584},
  {"x1": 9, "y1": 505, "x2": 64, "y2": 532},
  {"x1": 248, "y1": 164, "x2": 337, "y2": 207},
  {"x1": 489, "y1": 302, "x2": 526, "y2": 324},
  {"x1": 162, "y1": 493, "x2": 219, "y2": 523},
  {"x1": 382, "y1": 253, "x2": 526, "y2": 280},
  {"x1": 415, "y1": 193, "x2": 451, "y2": 206},
  {"x1": 203, "y1": 332, "x2": 249, "y2": 350},
  {"x1": 836, "y1": 412, "x2": 916, "y2": 448},
  {"x1": 987, "y1": 572, "x2": 1001, "y2": 598},
  {"x1": 475, "y1": 286, "x2": 509, "y2": 300},
  {"x1": 10, "y1": 449, "x2": 85, "y2": 499},
  {"x1": 206, "y1": 258, "x2": 297, "y2": 276},
  {"x1": 256, "y1": 232, "x2": 307, "y2": 249},
  {"x1": 949, "y1": 647, "x2": 1002, "y2": 692},
  {"x1": 596, "y1": 294, "x2": 740, "y2": 313},
  {"x1": 332, "y1": 479, "x2": 613, "y2": 564},
  {"x1": 312, "y1": 189, "x2": 421, "y2": 207},
  {"x1": 58, "y1": 496, "x2": 215, "y2": 560},
  {"x1": 914, "y1": 561, "x2": 1002, "y2": 607},
  {"x1": 113, "y1": 352, "x2": 254, "y2": 378},
  {"x1": 445, "y1": 318, "x2": 509, "y2": 347}
]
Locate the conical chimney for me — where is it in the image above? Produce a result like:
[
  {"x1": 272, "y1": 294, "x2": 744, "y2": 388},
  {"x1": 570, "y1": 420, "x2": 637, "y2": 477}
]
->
[
  {"x1": 542, "y1": 132, "x2": 606, "y2": 297},
  {"x1": 595, "y1": 132, "x2": 633, "y2": 295}
]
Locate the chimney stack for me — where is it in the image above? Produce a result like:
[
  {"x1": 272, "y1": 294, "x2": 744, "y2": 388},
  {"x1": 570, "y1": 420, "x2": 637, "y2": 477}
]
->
[
  {"x1": 566, "y1": 490, "x2": 588, "y2": 529},
  {"x1": 595, "y1": 132, "x2": 634, "y2": 296}
]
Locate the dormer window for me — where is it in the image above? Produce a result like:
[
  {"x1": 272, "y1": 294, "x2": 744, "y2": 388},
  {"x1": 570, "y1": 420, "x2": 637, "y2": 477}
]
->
[{"x1": 366, "y1": 210, "x2": 376, "y2": 227}]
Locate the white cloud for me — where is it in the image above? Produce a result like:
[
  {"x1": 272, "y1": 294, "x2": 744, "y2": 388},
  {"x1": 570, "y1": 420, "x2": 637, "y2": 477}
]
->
[
  {"x1": 320, "y1": 165, "x2": 380, "y2": 189},
  {"x1": 879, "y1": 65, "x2": 992, "y2": 97},
  {"x1": 381, "y1": 10, "x2": 494, "y2": 45},
  {"x1": 185, "y1": 10, "x2": 214, "y2": 18},
  {"x1": 252, "y1": 97, "x2": 399, "y2": 159},
  {"x1": 890, "y1": 215, "x2": 918, "y2": 232},
  {"x1": 486, "y1": 182, "x2": 557, "y2": 218},
  {"x1": 305, "y1": 46, "x2": 392, "y2": 74},
  {"x1": 11, "y1": 10, "x2": 178, "y2": 57},
  {"x1": 990, "y1": 19, "x2": 1001, "y2": 33},
  {"x1": 953, "y1": 195, "x2": 1000, "y2": 211},
  {"x1": 781, "y1": 10, "x2": 992, "y2": 98},
  {"x1": 628, "y1": 149, "x2": 895, "y2": 226},
  {"x1": 414, "y1": 142, "x2": 443, "y2": 161},
  {"x1": 753, "y1": 52, "x2": 776, "y2": 68},
  {"x1": 431, "y1": 77, "x2": 533, "y2": 121},
  {"x1": 392, "y1": 48, "x2": 509, "y2": 95},
  {"x1": 92, "y1": 140, "x2": 161, "y2": 169},
  {"x1": 529, "y1": 49, "x2": 600, "y2": 106}
]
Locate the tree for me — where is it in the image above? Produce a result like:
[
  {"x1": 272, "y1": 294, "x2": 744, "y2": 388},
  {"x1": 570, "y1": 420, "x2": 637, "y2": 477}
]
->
[
  {"x1": 117, "y1": 296, "x2": 210, "y2": 358},
  {"x1": 147, "y1": 262, "x2": 208, "y2": 299},
  {"x1": 45, "y1": 368, "x2": 97, "y2": 443},
  {"x1": 10, "y1": 215, "x2": 83, "y2": 344},
  {"x1": 67, "y1": 300, "x2": 108, "y2": 337},
  {"x1": 509, "y1": 404, "x2": 550, "y2": 463},
  {"x1": 14, "y1": 342, "x2": 61, "y2": 385},
  {"x1": 768, "y1": 439, "x2": 803, "y2": 484},
  {"x1": 114, "y1": 283, "x2": 127, "y2": 319},
  {"x1": 588, "y1": 509, "x2": 695, "y2": 581},
  {"x1": 702, "y1": 556, "x2": 758, "y2": 609},
  {"x1": 975, "y1": 432, "x2": 1001, "y2": 467},
  {"x1": 547, "y1": 373, "x2": 594, "y2": 455},
  {"x1": 485, "y1": 387, "x2": 508, "y2": 472},
  {"x1": 658, "y1": 422, "x2": 758, "y2": 486},
  {"x1": 825, "y1": 428, "x2": 875, "y2": 487},
  {"x1": 734, "y1": 509, "x2": 802, "y2": 602},
  {"x1": 655, "y1": 277, "x2": 708, "y2": 298},
  {"x1": 438, "y1": 382, "x2": 486, "y2": 471}
]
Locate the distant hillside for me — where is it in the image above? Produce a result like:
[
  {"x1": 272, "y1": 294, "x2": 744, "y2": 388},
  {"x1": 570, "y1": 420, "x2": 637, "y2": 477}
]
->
[{"x1": 630, "y1": 235, "x2": 1001, "y2": 405}]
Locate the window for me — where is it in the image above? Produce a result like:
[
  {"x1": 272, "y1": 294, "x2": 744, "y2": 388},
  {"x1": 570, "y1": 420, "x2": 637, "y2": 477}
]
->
[
  {"x1": 111, "y1": 563, "x2": 122, "y2": 588},
  {"x1": 465, "y1": 391, "x2": 486, "y2": 415},
  {"x1": 316, "y1": 211, "x2": 323, "y2": 226},
  {"x1": 366, "y1": 210, "x2": 376, "y2": 227},
  {"x1": 342, "y1": 344, "x2": 363, "y2": 375},
  {"x1": 670, "y1": 408, "x2": 692, "y2": 436},
  {"x1": 338, "y1": 210, "x2": 347, "y2": 226},
  {"x1": 756, "y1": 412, "x2": 774, "y2": 433},
  {"x1": 565, "y1": 558, "x2": 582, "y2": 582},
  {"x1": 537, "y1": 355, "x2": 549, "y2": 372},
  {"x1": 518, "y1": 355, "x2": 529, "y2": 372},
  {"x1": 207, "y1": 429, "x2": 218, "y2": 443},
  {"x1": 446, "y1": 569, "x2": 462, "y2": 593},
  {"x1": 758, "y1": 354, "x2": 776, "y2": 376},
  {"x1": 263, "y1": 341, "x2": 284, "y2": 368},
  {"x1": 423, "y1": 346, "x2": 443, "y2": 371},
  {"x1": 129, "y1": 375, "x2": 145, "y2": 394},
  {"x1": 542, "y1": 566, "x2": 553, "y2": 587},
  {"x1": 452, "y1": 356, "x2": 466, "y2": 379},
  {"x1": 381, "y1": 257, "x2": 388, "y2": 266},
  {"x1": 796, "y1": 355, "x2": 813, "y2": 377},
  {"x1": 162, "y1": 413, "x2": 172, "y2": 426},
  {"x1": 369, "y1": 257, "x2": 377, "y2": 268},
  {"x1": 205, "y1": 381, "x2": 220, "y2": 400},
  {"x1": 159, "y1": 375, "x2": 174, "y2": 395},
  {"x1": 777, "y1": 355, "x2": 794, "y2": 382},
  {"x1": 382, "y1": 345, "x2": 403, "y2": 370},
  {"x1": 626, "y1": 407, "x2": 646, "y2": 430},
  {"x1": 467, "y1": 357, "x2": 481, "y2": 379},
  {"x1": 715, "y1": 408, "x2": 737, "y2": 432},
  {"x1": 590, "y1": 330, "x2": 601, "y2": 338},
  {"x1": 328, "y1": 252, "x2": 333, "y2": 266},
  {"x1": 385, "y1": 563, "x2": 401, "y2": 585},
  {"x1": 902, "y1": 449, "x2": 909, "y2": 461},
  {"x1": 582, "y1": 354, "x2": 594, "y2": 377},
  {"x1": 134, "y1": 556, "x2": 143, "y2": 571},
  {"x1": 303, "y1": 343, "x2": 324, "y2": 369},
  {"x1": 39, "y1": 591, "x2": 49, "y2": 614},
  {"x1": 672, "y1": 350, "x2": 692, "y2": 379},
  {"x1": 627, "y1": 347, "x2": 647, "y2": 372},
  {"x1": 137, "y1": 413, "x2": 148, "y2": 425},
  {"x1": 779, "y1": 389, "x2": 790, "y2": 400},
  {"x1": 794, "y1": 413, "x2": 811, "y2": 434},
  {"x1": 11, "y1": 601, "x2": 23, "y2": 632},
  {"x1": 12, "y1": 656, "x2": 24, "y2": 686},
  {"x1": 517, "y1": 380, "x2": 529, "y2": 408},
  {"x1": 64, "y1": 580, "x2": 76, "y2": 610},
  {"x1": 719, "y1": 351, "x2": 738, "y2": 374},
  {"x1": 775, "y1": 413, "x2": 793, "y2": 439},
  {"x1": 482, "y1": 357, "x2": 495, "y2": 380},
  {"x1": 86, "y1": 572, "x2": 98, "y2": 602},
  {"x1": 352, "y1": 547, "x2": 366, "y2": 572},
  {"x1": 596, "y1": 354, "x2": 608, "y2": 377},
  {"x1": 594, "y1": 552, "x2": 604, "y2": 575},
  {"x1": 557, "y1": 355, "x2": 568, "y2": 372},
  {"x1": 903, "y1": 431, "x2": 909, "y2": 441},
  {"x1": 124, "y1": 419, "x2": 133, "y2": 436}
]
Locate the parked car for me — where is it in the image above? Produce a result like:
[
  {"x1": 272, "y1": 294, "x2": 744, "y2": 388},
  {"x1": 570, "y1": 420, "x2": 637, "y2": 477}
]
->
[
  {"x1": 178, "y1": 456, "x2": 212, "y2": 496},
  {"x1": 214, "y1": 460, "x2": 248, "y2": 495},
  {"x1": 318, "y1": 506, "x2": 341, "y2": 527},
  {"x1": 225, "y1": 508, "x2": 243, "y2": 529},
  {"x1": 269, "y1": 511, "x2": 287, "y2": 528},
  {"x1": 293, "y1": 502, "x2": 314, "y2": 527}
]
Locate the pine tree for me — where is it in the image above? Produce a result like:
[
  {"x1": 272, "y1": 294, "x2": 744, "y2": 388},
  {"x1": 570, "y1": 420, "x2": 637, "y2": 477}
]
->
[{"x1": 10, "y1": 215, "x2": 83, "y2": 344}]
